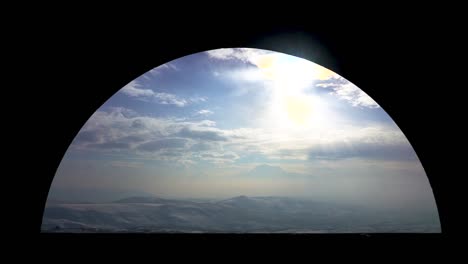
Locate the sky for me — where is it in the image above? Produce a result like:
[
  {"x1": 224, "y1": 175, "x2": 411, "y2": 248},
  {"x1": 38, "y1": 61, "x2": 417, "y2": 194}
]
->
[{"x1": 47, "y1": 48, "x2": 439, "y2": 213}]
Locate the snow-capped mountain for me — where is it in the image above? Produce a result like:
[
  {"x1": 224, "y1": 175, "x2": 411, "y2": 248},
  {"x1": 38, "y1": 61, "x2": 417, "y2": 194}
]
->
[{"x1": 42, "y1": 195, "x2": 440, "y2": 233}]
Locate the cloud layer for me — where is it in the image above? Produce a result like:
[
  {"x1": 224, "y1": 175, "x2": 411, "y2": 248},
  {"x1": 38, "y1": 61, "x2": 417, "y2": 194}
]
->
[
  {"x1": 73, "y1": 106, "x2": 411, "y2": 167},
  {"x1": 315, "y1": 77, "x2": 380, "y2": 108},
  {"x1": 120, "y1": 80, "x2": 205, "y2": 107}
]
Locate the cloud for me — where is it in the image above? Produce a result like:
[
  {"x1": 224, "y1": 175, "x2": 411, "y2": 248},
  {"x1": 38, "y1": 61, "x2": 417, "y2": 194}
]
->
[
  {"x1": 196, "y1": 109, "x2": 213, "y2": 116},
  {"x1": 188, "y1": 96, "x2": 208, "y2": 103},
  {"x1": 195, "y1": 119, "x2": 217, "y2": 127},
  {"x1": 158, "y1": 63, "x2": 179, "y2": 71},
  {"x1": 207, "y1": 48, "x2": 329, "y2": 96},
  {"x1": 189, "y1": 142, "x2": 219, "y2": 152},
  {"x1": 176, "y1": 127, "x2": 227, "y2": 141},
  {"x1": 89, "y1": 142, "x2": 130, "y2": 150},
  {"x1": 307, "y1": 141, "x2": 417, "y2": 161},
  {"x1": 131, "y1": 119, "x2": 146, "y2": 129},
  {"x1": 74, "y1": 129, "x2": 145, "y2": 151},
  {"x1": 121, "y1": 81, "x2": 155, "y2": 98},
  {"x1": 244, "y1": 125, "x2": 413, "y2": 162},
  {"x1": 223, "y1": 125, "x2": 411, "y2": 162},
  {"x1": 72, "y1": 106, "x2": 412, "y2": 166},
  {"x1": 117, "y1": 135, "x2": 147, "y2": 144},
  {"x1": 201, "y1": 153, "x2": 238, "y2": 160},
  {"x1": 74, "y1": 130, "x2": 100, "y2": 144},
  {"x1": 153, "y1": 92, "x2": 187, "y2": 107},
  {"x1": 198, "y1": 151, "x2": 240, "y2": 164},
  {"x1": 120, "y1": 81, "x2": 205, "y2": 107},
  {"x1": 106, "y1": 107, "x2": 140, "y2": 118},
  {"x1": 71, "y1": 108, "x2": 228, "y2": 164},
  {"x1": 137, "y1": 138, "x2": 188, "y2": 152},
  {"x1": 332, "y1": 83, "x2": 379, "y2": 108},
  {"x1": 205, "y1": 48, "x2": 271, "y2": 65},
  {"x1": 209, "y1": 54, "x2": 373, "y2": 109},
  {"x1": 149, "y1": 63, "x2": 179, "y2": 76},
  {"x1": 72, "y1": 107, "x2": 175, "y2": 151},
  {"x1": 316, "y1": 77, "x2": 380, "y2": 108}
]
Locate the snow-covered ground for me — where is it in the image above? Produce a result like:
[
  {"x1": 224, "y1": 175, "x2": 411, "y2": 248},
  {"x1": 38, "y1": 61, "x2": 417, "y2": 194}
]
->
[{"x1": 42, "y1": 196, "x2": 441, "y2": 233}]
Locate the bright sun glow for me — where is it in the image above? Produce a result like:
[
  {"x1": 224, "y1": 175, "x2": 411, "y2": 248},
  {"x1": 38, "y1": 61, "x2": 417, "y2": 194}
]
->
[
  {"x1": 284, "y1": 95, "x2": 313, "y2": 125},
  {"x1": 253, "y1": 53, "x2": 337, "y2": 131}
]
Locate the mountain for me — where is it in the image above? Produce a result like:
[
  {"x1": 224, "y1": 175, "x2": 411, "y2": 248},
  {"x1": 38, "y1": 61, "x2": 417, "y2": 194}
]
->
[
  {"x1": 218, "y1": 195, "x2": 264, "y2": 208},
  {"x1": 41, "y1": 195, "x2": 441, "y2": 233},
  {"x1": 220, "y1": 195, "x2": 250, "y2": 203},
  {"x1": 46, "y1": 188, "x2": 155, "y2": 204},
  {"x1": 113, "y1": 196, "x2": 170, "y2": 204}
]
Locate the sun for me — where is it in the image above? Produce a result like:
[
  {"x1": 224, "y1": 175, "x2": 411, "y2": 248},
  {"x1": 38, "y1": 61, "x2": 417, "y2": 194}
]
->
[
  {"x1": 253, "y1": 53, "x2": 335, "y2": 129},
  {"x1": 284, "y1": 95, "x2": 313, "y2": 125},
  {"x1": 254, "y1": 54, "x2": 279, "y2": 80}
]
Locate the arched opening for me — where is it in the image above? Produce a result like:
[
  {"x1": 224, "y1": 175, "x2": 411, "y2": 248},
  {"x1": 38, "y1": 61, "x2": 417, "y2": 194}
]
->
[{"x1": 42, "y1": 48, "x2": 440, "y2": 233}]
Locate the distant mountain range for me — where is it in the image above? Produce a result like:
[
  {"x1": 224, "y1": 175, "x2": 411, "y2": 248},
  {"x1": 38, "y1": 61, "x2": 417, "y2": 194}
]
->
[
  {"x1": 42, "y1": 195, "x2": 440, "y2": 233},
  {"x1": 113, "y1": 196, "x2": 172, "y2": 204}
]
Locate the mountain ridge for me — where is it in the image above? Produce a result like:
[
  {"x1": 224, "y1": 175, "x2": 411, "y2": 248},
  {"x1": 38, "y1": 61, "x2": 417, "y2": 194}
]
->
[{"x1": 42, "y1": 195, "x2": 441, "y2": 233}]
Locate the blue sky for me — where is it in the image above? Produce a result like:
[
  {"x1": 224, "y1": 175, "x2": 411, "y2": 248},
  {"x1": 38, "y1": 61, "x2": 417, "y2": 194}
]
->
[{"x1": 48, "y1": 48, "x2": 438, "y2": 212}]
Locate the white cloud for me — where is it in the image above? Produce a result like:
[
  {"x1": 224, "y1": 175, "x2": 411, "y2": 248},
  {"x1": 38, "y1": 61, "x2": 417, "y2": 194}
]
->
[
  {"x1": 328, "y1": 81, "x2": 380, "y2": 108},
  {"x1": 160, "y1": 63, "x2": 179, "y2": 71},
  {"x1": 196, "y1": 119, "x2": 216, "y2": 127},
  {"x1": 196, "y1": 109, "x2": 213, "y2": 116},
  {"x1": 121, "y1": 81, "x2": 155, "y2": 98},
  {"x1": 205, "y1": 48, "x2": 271, "y2": 65},
  {"x1": 149, "y1": 63, "x2": 179, "y2": 76},
  {"x1": 315, "y1": 83, "x2": 335, "y2": 88},
  {"x1": 197, "y1": 151, "x2": 240, "y2": 164},
  {"x1": 137, "y1": 138, "x2": 188, "y2": 152},
  {"x1": 120, "y1": 81, "x2": 205, "y2": 107},
  {"x1": 72, "y1": 108, "x2": 228, "y2": 164},
  {"x1": 154, "y1": 92, "x2": 187, "y2": 107},
  {"x1": 205, "y1": 48, "x2": 236, "y2": 60},
  {"x1": 189, "y1": 96, "x2": 208, "y2": 103},
  {"x1": 207, "y1": 48, "x2": 329, "y2": 97},
  {"x1": 222, "y1": 124, "x2": 408, "y2": 162},
  {"x1": 73, "y1": 106, "x2": 409, "y2": 166}
]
